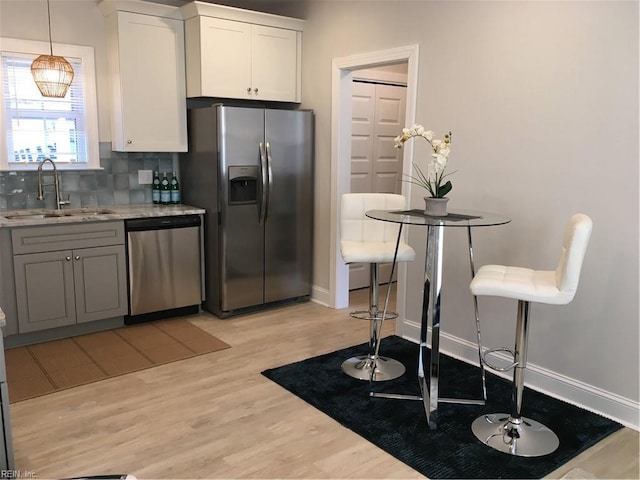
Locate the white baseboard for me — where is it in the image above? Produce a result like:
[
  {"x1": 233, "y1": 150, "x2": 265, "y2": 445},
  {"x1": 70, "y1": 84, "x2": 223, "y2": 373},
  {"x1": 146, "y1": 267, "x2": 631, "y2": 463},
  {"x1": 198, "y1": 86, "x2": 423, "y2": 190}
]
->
[
  {"x1": 310, "y1": 284, "x2": 331, "y2": 307},
  {"x1": 400, "y1": 319, "x2": 639, "y2": 430}
]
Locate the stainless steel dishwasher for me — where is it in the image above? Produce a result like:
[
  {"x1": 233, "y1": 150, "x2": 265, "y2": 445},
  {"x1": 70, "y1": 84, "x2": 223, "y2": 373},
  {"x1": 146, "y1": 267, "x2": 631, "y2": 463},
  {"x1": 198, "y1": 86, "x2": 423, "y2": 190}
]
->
[{"x1": 124, "y1": 215, "x2": 202, "y2": 325}]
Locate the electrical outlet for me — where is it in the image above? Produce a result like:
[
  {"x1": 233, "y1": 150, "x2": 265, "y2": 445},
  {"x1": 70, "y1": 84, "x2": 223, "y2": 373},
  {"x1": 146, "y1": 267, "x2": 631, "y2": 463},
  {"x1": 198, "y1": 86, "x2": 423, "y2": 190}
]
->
[{"x1": 138, "y1": 170, "x2": 153, "y2": 185}]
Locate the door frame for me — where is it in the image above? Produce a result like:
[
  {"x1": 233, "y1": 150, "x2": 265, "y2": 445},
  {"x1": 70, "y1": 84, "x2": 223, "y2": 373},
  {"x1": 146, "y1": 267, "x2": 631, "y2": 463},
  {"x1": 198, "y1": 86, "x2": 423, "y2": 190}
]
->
[{"x1": 329, "y1": 44, "x2": 420, "y2": 312}]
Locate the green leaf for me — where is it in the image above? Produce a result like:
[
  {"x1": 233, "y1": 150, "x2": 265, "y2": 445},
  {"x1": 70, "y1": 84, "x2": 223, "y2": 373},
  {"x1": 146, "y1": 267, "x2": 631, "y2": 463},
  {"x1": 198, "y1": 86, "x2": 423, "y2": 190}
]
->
[{"x1": 437, "y1": 181, "x2": 452, "y2": 197}]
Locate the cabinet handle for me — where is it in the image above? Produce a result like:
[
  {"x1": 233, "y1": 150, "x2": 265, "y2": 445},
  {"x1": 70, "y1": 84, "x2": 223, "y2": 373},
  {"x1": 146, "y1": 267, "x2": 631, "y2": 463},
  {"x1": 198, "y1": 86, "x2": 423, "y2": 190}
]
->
[
  {"x1": 127, "y1": 140, "x2": 132, "y2": 144},
  {"x1": 65, "y1": 256, "x2": 71, "y2": 261},
  {"x1": 247, "y1": 87, "x2": 252, "y2": 94},
  {"x1": 254, "y1": 88, "x2": 259, "y2": 94},
  {"x1": 75, "y1": 255, "x2": 80, "y2": 261}
]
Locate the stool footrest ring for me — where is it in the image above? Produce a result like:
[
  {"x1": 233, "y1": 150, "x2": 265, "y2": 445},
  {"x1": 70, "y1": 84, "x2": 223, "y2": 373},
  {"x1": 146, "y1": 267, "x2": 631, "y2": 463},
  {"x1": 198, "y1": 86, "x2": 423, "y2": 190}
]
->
[
  {"x1": 482, "y1": 347, "x2": 518, "y2": 372},
  {"x1": 349, "y1": 310, "x2": 399, "y2": 321}
]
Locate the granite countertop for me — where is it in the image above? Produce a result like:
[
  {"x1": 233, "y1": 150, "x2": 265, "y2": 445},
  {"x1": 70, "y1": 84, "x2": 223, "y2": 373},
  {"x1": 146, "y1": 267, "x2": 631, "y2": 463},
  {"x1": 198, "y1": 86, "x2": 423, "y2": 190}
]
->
[{"x1": 0, "y1": 204, "x2": 206, "y2": 227}]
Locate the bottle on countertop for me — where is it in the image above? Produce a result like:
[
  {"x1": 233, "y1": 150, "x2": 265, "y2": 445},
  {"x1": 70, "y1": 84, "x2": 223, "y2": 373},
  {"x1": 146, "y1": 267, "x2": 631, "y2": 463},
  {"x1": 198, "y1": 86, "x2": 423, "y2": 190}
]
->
[
  {"x1": 152, "y1": 170, "x2": 160, "y2": 204},
  {"x1": 160, "y1": 171, "x2": 171, "y2": 205},
  {"x1": 170, "y1": 171, "x2": 181, "y2": 204}
]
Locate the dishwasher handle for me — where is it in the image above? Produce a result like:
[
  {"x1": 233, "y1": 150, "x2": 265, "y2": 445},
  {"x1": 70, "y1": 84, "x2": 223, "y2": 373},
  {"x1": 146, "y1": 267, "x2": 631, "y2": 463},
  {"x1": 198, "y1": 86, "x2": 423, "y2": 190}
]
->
[{"x1": 125, "y1": 215, "x2": 201, "y2": 231}]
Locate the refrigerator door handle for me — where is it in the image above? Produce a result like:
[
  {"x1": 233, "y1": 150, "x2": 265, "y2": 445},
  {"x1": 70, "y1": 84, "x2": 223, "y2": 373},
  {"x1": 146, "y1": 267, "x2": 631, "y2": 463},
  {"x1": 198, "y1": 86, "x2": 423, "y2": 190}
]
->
[
  {"x1": 265, "y1": 142, "x2": 274, "y2": 221},
  {"x1": 259, "y1": 142, "x2": 268, "y2": 222}
]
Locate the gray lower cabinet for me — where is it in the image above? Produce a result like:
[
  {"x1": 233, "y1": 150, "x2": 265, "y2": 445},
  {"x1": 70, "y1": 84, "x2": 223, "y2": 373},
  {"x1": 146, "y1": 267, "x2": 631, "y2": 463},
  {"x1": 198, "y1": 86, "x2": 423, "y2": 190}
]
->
[
  {"x1": 73, "y1": 245, "x2": 127, "y2": 323},
  {"x1": 11, "y1": 222, "x2": 127, "y2": 334}
]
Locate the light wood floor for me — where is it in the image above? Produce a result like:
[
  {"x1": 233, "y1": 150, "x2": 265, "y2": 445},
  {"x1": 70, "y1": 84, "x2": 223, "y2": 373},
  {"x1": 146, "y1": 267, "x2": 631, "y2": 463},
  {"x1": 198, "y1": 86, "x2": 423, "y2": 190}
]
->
[{"x1": 9, "y1": 289, "x2": 639, "y2": 479}]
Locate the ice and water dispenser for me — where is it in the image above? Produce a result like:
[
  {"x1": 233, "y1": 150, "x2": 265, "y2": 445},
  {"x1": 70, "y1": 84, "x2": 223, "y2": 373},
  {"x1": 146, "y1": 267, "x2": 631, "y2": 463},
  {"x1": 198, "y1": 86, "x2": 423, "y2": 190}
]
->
[{"x1": 228, "y1": 166, "x2": 258, "y2": 204}]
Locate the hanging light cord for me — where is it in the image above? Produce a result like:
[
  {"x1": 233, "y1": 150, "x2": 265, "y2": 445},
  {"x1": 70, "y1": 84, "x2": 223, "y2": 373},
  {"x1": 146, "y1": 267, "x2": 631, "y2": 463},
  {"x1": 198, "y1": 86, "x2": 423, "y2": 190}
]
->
[
  {"x1": 46, "y1": 0, "x2": 54, "y2": 56},
  {"x1": 31, "y1": 0, "x2": 75, "y2": 98}
]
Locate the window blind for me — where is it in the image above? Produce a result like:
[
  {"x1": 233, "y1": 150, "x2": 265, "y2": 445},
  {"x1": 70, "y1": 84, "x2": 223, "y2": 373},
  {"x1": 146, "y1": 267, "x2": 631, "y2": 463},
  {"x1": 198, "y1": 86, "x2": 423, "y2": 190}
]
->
[{"x1": 1, "y1": 52, "x2": 88, "y2": 165}]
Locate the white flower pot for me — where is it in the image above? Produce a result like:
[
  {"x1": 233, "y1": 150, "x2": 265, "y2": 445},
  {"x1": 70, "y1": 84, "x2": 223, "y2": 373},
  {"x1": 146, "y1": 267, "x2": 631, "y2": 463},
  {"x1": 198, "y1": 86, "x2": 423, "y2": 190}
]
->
[{"x1": 424, "y1": 197, "x2": 449, "y2": 216}]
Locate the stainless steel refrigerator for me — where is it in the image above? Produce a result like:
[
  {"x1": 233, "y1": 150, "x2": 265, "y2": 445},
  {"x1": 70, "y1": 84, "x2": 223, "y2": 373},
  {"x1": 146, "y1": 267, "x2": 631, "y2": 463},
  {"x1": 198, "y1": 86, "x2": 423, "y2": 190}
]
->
[{"x1": 181, "y1": 104, "x2": 314, "y2": 318}]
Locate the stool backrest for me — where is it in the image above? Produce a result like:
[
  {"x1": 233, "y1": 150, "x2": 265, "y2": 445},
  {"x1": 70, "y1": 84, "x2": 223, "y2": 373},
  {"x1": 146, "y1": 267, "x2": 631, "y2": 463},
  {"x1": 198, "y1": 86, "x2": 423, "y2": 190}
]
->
[
  {"x1": 341, "y1": 193, "x2": 406, "y2": 243},
  {"x1": 555, "y1": 213, "x2": 593, "y2": 302}
]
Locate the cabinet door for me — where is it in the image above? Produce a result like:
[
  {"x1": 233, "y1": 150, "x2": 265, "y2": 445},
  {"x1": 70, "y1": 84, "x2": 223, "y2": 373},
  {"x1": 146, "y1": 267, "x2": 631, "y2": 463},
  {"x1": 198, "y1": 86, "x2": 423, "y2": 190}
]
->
[
  {"x1": 110, "y1": 11, "x2": 187, "y2": 152},
  {"x1": 73, "y1": 245, "x2": 128, "y2": 324},
  {"x1": 13, "y1": 251, "x2": 76, "y2": 333},
  {"x1": 195, "y1": 16, "x2": 252, "y2": 99},
  {"x1": 251, "y1": 25, "x2": 299, "y2": 102}
]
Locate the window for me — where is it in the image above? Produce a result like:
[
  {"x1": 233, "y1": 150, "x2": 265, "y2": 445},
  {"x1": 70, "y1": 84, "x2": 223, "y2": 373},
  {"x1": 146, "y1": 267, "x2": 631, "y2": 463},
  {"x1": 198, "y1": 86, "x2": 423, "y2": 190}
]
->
[{"x1": 0, "y1": 37, "x2": 99, "y2": 170}]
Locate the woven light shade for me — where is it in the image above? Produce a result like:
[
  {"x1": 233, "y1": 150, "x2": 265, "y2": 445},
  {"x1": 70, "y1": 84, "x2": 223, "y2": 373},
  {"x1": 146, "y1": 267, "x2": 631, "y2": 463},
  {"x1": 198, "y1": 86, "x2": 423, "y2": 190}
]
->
[{"x1": 31, "y1": 54, "x2": 74, "y2": 98}]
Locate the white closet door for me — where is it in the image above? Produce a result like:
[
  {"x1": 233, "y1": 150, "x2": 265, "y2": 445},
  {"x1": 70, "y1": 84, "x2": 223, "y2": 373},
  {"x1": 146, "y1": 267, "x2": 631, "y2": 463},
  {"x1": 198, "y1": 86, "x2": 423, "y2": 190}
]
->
[
  {"x1": 349, "y1": 81, "x2": 406, "y2": 290},
  {"x1": 350, "y1": 82, "x2": 375, "y2": 193},
  {"x1": 372, "y1": 84, "x2": 406, "y2": 193}
]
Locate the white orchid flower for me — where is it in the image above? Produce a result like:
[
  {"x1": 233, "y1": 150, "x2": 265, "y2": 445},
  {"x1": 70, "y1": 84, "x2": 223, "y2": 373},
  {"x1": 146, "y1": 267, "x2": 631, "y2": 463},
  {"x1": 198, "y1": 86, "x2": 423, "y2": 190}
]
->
[
  {"x1": 436, "y1": 145, "x2": 450, "y2": 157},
  {"x1": 394, "y1": 133, "x2": 410, "y2": 148},
  {"x1": 421, "y1": 130, "x2": 435, "y2": 141},
  {"x1": 432, "y1": 154, "x2": 448, "y2": 173},
  {"x1": 405, "y1": 125, "x2": 417, "y2": 136}
]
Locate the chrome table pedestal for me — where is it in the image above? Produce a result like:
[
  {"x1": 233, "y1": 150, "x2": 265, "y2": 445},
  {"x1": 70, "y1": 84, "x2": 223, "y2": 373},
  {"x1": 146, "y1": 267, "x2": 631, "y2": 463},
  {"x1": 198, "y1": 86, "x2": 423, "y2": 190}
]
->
[{"x1": 365, "y1": 209, "x2": 511, "y2": 430}]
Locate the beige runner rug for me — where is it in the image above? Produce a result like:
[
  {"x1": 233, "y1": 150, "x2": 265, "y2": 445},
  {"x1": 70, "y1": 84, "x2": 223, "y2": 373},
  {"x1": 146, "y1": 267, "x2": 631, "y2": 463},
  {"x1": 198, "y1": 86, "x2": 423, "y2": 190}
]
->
[{"x1": 4, "y1": 319, "x2": 230, "y2": 403}]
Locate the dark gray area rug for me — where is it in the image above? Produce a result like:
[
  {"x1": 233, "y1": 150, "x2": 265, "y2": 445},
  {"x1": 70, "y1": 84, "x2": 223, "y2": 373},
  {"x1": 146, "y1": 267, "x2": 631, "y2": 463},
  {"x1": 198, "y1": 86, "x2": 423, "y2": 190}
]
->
[{"x1": 261, "y1": 335, "x2": 623, "y2": 479}]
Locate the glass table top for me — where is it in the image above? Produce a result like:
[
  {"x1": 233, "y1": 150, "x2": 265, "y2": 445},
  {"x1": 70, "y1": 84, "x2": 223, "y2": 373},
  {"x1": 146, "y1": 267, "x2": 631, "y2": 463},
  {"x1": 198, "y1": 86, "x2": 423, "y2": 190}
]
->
[{"x1": 365, "y1": 208, "x2": 511, "y2": 228}]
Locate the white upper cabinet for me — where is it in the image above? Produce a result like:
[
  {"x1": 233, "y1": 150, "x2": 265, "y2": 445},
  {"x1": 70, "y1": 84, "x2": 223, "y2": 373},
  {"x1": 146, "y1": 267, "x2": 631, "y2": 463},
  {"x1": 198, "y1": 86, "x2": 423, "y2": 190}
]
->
[
  {"x1": 186, "y1": 17, "x2": 252, "y2": 100},
  {"x1": 100, "y1": 1, "x2": 187, "y2": 152},
  {"x1": 251, "y1": 25, "x2": 299, "y2": 102},
  {"x1": 182, "y1": 2, "x2": 303, "y2": 103}
]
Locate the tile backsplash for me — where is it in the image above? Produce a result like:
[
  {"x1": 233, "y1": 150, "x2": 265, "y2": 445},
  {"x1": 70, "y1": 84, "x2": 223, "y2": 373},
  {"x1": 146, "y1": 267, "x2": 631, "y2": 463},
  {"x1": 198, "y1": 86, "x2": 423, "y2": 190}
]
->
[{"x1": 0, "y1": 143, "x2": 177, "y2": 211}]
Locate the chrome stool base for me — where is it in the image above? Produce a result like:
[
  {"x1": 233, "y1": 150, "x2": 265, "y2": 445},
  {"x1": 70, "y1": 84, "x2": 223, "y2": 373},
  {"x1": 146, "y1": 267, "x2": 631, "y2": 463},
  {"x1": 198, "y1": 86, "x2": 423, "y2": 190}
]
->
[
  {"x1": 471, "y1": 413, "x2": 560, "y2": 457},
  {"x1": 341, "y1": 354, "x2": 406, "y2": 381}
]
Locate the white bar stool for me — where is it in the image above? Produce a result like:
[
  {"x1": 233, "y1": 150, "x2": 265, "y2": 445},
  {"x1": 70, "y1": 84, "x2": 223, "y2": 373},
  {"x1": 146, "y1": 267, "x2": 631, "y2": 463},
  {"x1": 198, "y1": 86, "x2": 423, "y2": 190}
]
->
[
  {"x1": 470, "y1": 213, "x2": 593, "y2": 457},
  {"x1": 340, "y1": 193, "x2": 416, "y2": 381}
]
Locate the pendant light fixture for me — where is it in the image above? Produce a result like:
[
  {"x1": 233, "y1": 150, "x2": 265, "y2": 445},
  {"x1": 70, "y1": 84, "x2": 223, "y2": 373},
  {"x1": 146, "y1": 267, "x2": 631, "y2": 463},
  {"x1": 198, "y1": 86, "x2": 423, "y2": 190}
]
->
[{"x1": 30, "y1": 0, "x2": 74, "y2": 98}]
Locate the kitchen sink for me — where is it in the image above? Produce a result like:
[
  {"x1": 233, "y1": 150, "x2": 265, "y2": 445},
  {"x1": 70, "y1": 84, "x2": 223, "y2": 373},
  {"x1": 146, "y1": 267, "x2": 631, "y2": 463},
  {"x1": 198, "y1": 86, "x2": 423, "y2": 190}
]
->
[
  {"x1": 3, "y1": 213, "x2": 61, "y2": 220},
  {"x1": 59, "y1": 208, "x2": 116, "y2": 216},
  {"x1": 2, "y1": 208, "x2": 116, "y2": 220}
]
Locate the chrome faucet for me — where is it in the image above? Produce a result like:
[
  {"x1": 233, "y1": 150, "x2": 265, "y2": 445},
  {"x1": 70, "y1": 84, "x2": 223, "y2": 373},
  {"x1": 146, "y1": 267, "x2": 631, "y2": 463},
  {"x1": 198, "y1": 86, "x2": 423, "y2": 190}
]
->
[{"x1": 37, "y1": 158, "x2": 70, "y2": 210}]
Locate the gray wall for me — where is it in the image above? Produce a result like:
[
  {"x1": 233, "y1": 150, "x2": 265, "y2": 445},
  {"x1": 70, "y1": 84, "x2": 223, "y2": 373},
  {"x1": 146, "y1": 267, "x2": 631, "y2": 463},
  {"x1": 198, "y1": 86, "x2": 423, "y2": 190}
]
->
[{"x1": 299, "y1": 0, "x2": 639, "y2": 423}]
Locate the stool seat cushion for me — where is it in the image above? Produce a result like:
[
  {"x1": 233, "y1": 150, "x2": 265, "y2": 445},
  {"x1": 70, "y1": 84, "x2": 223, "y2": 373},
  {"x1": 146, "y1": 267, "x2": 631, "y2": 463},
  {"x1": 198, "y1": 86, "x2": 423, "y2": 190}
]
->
[
  {"x1": 470, "y1": 214, "x2": 592, "y2": 306},
  {"x1": 340, "y1": 192, "x2": 416, "y2": 265},
  {"x1": 470, "y1": 265, "x2": 572, "y2": 305},
  {"x1": 341, "y1": 240, "x2": 416, "y2": 264}
]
